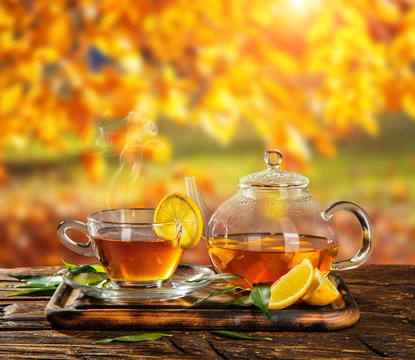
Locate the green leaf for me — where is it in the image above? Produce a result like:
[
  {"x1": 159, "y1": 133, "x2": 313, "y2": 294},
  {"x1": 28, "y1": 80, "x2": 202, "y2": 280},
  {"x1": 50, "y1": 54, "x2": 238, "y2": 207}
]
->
[
  {"x1": 211, "y1": 330, "x2": 272, "y2": 341},
  {"x1": 6, "y1": 285, "x2": 58, "y2": 297},
  {"x1": 227, "y1": 295, "x2": 253, "y2": 307},
  {"x1": 44, "y1": 276, "x2": 62, "y2": 286},
  {"x1": 3, "y1": 284, "x2": 48, "y2": 288},
  {"x1": 90, "y1": 264, "x2": 105, "y2": 273},
  {"x1": 93, "y1": 333, "x2": 172, "y2": 344},
  {"x1": 6, "y1": 274, "x2": 40, "y2": 280},
  {"x1": 72, "y1": 272, "x2": 106, "y2": 286},
  {"x1": 250, "y1": 284, "x2": 271, "y2": 320},
  {"x1": 66, "y1": 264, "x2": 98, "y2": 275},
  {"x1": 26, "y1": 276, "x2": 61, "y2": 286},
  {"x1": 185, "y1": 273, "x2": 244, "y2": 283},
  {"x1": 4, "y1": 262, "x2": 106, "y2": 298},
  {"x1": 61, "y1": 259, "x2": 77, "y2": 268},
  {"x1": 187, "y1": 286, "x2": 248, "y2": 307},
  {"x1": 61, "y1": 260, "x2": 104, "y2": 274},
  {"x1": 6, "y1": 274, "x2": 61, "y2": 286}
]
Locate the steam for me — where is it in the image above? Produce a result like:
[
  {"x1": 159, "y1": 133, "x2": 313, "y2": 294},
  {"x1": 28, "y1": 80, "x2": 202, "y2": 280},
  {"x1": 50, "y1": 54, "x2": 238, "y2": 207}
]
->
[{"x1": 96, "y1": 111, "x2": 165, "y2": 209}]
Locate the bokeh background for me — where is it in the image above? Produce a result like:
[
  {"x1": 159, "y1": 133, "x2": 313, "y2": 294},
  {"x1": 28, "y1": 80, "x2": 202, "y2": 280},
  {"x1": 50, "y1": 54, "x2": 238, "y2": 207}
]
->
[{"x1": 1, "y1": 0, "x2": 414, "y2": 267}]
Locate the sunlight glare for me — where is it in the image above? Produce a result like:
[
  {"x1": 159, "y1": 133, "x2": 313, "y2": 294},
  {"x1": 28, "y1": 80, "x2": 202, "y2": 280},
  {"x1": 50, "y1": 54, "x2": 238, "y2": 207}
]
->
[{"x1": 290, "y1": 0, "x2": 305, "y2": 10}]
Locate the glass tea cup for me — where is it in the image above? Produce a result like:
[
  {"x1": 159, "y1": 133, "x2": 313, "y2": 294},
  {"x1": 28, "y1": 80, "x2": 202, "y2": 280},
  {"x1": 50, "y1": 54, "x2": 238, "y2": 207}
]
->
[{"x1": 57, "y1": 208, "x2": 183, "y2": 288}]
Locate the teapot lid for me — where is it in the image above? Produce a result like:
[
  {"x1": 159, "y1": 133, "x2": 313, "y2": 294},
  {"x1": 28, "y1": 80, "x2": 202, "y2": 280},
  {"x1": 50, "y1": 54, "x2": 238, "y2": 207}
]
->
[{"x1": 238, "y1": 149, "x2": 309, "y2": 189}]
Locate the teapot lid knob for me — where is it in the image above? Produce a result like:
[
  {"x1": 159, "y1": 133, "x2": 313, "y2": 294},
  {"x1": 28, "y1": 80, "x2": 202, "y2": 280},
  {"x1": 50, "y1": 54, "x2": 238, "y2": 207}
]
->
[
  {"x1": 239, "y1": 148, "x2": 308, "y2": 188},
  {"x1": 264, "y1": 149, "x2": 282, "y2": 168}
]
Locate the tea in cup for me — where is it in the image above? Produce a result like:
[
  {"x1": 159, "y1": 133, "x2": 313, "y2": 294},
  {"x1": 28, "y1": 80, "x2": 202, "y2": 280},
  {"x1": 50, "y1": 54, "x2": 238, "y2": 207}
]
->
[{"x1": 57, "y1": 208, "x2": 182, "y2": 288}]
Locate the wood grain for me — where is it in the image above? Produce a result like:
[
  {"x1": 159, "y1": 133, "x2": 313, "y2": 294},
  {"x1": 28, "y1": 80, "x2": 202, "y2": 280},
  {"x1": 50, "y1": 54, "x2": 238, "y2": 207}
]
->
[
  {"x1": 44, "y1": 275, "x2": 359, "y2": 331},
  {"x1": 0, "y1": 265, "x2": 414, "y2": 359}
]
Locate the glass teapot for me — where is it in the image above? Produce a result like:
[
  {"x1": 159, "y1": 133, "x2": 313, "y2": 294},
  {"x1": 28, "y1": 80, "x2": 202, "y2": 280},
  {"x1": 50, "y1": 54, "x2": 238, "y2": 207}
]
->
[{"x1": 186, "y1": 149, "x2": 374, "y2": 286}]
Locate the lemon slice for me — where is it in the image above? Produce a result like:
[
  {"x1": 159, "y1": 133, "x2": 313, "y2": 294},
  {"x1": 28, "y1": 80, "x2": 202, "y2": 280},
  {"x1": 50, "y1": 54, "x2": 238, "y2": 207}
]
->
[
  {"x1": 154, "y1": 192, "x2": 203, "y2": 249},
  {"x1": 302, "y1": 269, "x2": 340, "y2": 306},
  {"x1": 268, "y1": 259, "x2": 314, "y2": 310}
]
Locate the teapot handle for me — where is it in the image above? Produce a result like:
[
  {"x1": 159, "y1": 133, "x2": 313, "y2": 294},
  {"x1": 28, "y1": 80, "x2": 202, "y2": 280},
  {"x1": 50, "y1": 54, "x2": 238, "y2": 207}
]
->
[{"x1": 323, "y1": 201, "x2": 374, "y2": 271}]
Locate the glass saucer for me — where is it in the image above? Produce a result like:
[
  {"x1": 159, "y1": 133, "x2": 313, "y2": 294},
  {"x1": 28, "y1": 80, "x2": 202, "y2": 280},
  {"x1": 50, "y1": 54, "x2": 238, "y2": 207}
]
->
[{"x1": 62, "y1": 263, "x2": 215, "y2": 302}]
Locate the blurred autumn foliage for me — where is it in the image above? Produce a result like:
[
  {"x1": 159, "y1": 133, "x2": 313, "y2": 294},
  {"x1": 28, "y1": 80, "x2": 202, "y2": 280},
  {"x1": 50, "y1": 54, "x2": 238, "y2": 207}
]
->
[
  {"x1": 0, "y1": 0, "x2": 414, "y2": 266},
  {"x1": 2, "y1": 0, "x2": 415, "y2": 165}
]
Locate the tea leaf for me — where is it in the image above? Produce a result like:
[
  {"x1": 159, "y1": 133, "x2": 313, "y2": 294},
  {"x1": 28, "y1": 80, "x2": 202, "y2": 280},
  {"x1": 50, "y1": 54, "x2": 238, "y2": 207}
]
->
[
  {"x1": 5, "y1": 274, "x2": 59, "y2": 297},
  {"x1": 61, "y1": 259, "x2": 104, "y2": 274},
  {"x1": 5, "y1": 262, "x2": 106, "y2": 297},
  {"x1": 72, "y1": 272, "x2": 106, "y2": 286},
  {"x1": 187, "y1": 286, "x2": 247, "y2": 307},
  {"x1": 93, "y1": 333, "x2": 172, "y2": 344},
  {"x1": 66, "y1": 264, "x2": 98, "y2": 275},
  {"x1": 3, "y1": 284, "x2": 49, "y2": 288},
  {"x1": 61, "y1": 259, "x2": 77, "y2": 268},
  {"x1": 6, "y1": 285, "x2": 58, "y2": 297},
  {"x1": 26, "y1": 276, "x2": 61, "y2": 286},
  {"x1": 6, "y1": 274, "x2": 41, "y2": 280},
  {"x1": 6, "y1": 274, "x2": 61, "y2": 286},
  {"x1": 185, "y1": 273, "x2": 244, "y2": 283},
  {"x1": 90, "y1": 264, "x2": 105, "y2": 273},
  {"x1": 211, "y1": 330, "x2": 272, "y2": 341},
  {"x1": 227, "y1": 295, "x2": 253, "y2": 307},
  {"x1": 250, "y1": 284, "x2": 271, "y2": 320}
]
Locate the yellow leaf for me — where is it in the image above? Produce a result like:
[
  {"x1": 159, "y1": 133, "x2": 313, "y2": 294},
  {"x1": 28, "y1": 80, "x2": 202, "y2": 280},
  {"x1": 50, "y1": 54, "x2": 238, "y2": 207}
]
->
[
  {"x1": 260, "y1": 47, "x2": 299, "y2": 74},
  {"x1": 203, "y1": 87, "x2": 237, "y2": 113},
  {"x1": 0, "y1": 32, "x2": 16, "y2": 52},
  {"x1": 250, "y1": 6, "x2": 272, "y2": 26},
  {"x1": 120, "y1": 53, "x2": 143, "y2": 74},
  {"x1": 0, "y1": 85, "x2": 21, "y2": 115},
  {"x1": 390, "y1": 30, "x2": 415, "y2": 67},
  {"x1": 307, "y1": 8, "x2": 333, "y2": 44},
  {"x1": 0, "y1": 6, "x2": 14, "y2": 28},
  {"x1": 359, "y1": 114, "x2": 378, "y2": 136},
  {"x1": 286, "y1": 124, "x2": 311, "y2": 161},
  {"x1": 403, "y1": 95, "x2": 415, "y2": 119},
  {"x1": 47, "y1": 16, "x2": 72, "y2": 50},
  {"x1": 339, "y1": 6, "x2": 366, "y2": 31},
  {"x1": 199, "y1": 111, "x2": 237, "y2": 146},
  {"x1": 35, "y1": 47, "x2": 59, "y2": 62},
  {"x1": 162, "y1": 89, "x2": 189, "y2": 123},
  {"x1": 100, "y1": 11, "x2": 120, "y2": 29},
  {"x1": 261, "y1": 78, "x2": 293, "y2": 107},
  {"x1": 375, "y1": 1, "x2": 401, "y2": 24}
]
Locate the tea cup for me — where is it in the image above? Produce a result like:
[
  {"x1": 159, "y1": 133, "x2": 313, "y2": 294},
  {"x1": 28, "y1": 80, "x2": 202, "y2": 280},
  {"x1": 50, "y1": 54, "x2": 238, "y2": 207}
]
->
[{"x1": 57, "y1": 208, "x2": 182, "y2": 288}]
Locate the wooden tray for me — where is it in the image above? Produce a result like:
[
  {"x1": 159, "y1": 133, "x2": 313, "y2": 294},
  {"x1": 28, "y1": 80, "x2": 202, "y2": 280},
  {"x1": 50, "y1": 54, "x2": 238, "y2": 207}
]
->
[{"x1": 45, "y1": 275, "x2": 359, "y2": 331}]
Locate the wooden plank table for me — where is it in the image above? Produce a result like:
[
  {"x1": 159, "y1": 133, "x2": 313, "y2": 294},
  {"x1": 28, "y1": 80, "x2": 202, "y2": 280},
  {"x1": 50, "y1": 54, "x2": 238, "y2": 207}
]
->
[{"x1": 0, "y1": 265, "x2": 414, "y2": 359}]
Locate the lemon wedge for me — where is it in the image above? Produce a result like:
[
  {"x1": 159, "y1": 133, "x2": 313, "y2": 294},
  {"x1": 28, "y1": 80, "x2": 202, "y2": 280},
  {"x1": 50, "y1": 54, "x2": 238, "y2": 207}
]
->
[
  {"x1": 154, "y1": 192, "x2": 203, "y2": 249},
  {"x1": 268, "y1": 259, "x2": 314, "y2": 310},
  {"x1": 302, "y1": 268, "x2": 340, "y2": 306}
]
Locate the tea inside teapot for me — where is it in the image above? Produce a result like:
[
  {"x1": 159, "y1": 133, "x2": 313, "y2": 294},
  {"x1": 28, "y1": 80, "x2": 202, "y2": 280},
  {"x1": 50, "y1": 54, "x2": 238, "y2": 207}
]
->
[{"x1": 208, "y1": 233, "x2": 338, "y2": 287}]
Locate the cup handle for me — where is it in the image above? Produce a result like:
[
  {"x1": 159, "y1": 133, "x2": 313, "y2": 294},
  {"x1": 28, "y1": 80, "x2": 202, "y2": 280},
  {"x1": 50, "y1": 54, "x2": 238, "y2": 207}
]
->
[
  {"x1": 57, "y1": 220, "x2": 96, "y2": 257},
  {"x1": 323, "y1": 201, "x2": 374, "y2": 271}
]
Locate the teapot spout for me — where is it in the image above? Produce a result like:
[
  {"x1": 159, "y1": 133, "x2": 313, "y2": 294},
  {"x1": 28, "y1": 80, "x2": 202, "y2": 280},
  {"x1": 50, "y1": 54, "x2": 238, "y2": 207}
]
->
[{"x1": 185, "y1": 176, "x2": 212, "y2": 237}]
